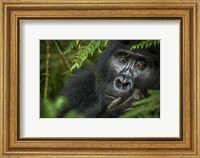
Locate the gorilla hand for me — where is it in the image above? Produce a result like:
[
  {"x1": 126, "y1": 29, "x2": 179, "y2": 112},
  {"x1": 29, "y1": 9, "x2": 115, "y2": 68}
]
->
[{"x1": 98, "y1": 89, "x2": 144, "y2": 118}]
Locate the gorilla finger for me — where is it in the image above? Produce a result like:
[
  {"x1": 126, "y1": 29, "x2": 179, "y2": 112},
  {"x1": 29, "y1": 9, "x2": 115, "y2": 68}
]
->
[{"x1": 107, "y1": 97, "x2": 122, "y2": 109}]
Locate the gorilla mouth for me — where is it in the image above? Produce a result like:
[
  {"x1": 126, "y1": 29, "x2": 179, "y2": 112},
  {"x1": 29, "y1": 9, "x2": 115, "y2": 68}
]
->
[{"x1": 104, "y1": 90, "x2": 133, "y2": 101}]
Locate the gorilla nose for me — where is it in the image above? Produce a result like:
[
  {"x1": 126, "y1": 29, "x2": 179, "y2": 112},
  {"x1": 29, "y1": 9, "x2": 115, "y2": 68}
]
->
[{"x1": 114, "y1": 76, "x2": 133, "y2": 92}]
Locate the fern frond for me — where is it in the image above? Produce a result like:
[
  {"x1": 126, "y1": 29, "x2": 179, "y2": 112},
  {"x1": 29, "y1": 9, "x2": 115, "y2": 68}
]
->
[
  {"x1": 130, "y1": 40, "x2": 160, "y2": 51},
  {"x1": 70, "y1": 40, "x2": 108, "y2": 72}
]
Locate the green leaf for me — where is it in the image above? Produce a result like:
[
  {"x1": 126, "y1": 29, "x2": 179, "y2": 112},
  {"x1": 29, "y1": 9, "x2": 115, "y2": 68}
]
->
[
  {"x1": 130, "y1": 40, "x2": 160, "y2": 51},
  {"x1": 119, "y1": 90, "x2": 160, "y2": 118},
  {"x1": 55, "y1": 96, "x2": 68, "y2": 110}
]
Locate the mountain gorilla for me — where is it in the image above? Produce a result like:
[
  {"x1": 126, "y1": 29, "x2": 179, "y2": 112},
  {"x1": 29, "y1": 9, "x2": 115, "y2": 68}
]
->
[{"x1": 58, "y1": 40, "x2": 160, "y2": 118}]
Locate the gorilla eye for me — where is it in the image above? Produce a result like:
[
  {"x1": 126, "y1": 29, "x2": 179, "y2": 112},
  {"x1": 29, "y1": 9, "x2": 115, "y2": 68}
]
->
[
  {"x1": 119, "y1": 56, "x2": 128, "y2": 64},
  {"x1": 137, "y1": 63, "x2": 146, "y2": 70}
]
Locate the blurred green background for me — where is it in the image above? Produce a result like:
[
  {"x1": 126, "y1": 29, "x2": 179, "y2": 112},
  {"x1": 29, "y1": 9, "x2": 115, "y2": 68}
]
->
[{"x1": 40, "y1": 40, "x2": 160, "y2": 118}]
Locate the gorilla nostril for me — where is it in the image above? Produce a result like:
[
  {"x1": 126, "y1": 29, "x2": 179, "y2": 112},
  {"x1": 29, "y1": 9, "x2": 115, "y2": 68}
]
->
[
  {"x1": 122, "y1": 82, "x2": 130, "y2": 89},
  {"x1": 116, "y1": 79, "x2": 123, "y2": 88}
]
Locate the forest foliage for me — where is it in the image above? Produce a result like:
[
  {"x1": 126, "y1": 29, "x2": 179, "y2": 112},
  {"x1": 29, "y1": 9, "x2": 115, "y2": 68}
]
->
[{"x1": 40, "y1": 40, "x2": 160, "y2": 118}]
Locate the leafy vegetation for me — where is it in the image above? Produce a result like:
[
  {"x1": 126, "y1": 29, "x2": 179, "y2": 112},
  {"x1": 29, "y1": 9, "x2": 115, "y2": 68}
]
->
[
  {"x1": 130, "y1": 40, "x2": 160, "y2": 51},
  {"x1": 120, "y1": 90, "x2": 160, "y2": 118},
  {"x1": 40, "y1": 40, "x2": 160, "y2": 118}
]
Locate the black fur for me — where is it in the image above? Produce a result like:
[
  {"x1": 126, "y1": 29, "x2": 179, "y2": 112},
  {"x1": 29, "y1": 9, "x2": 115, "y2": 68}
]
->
[{"x1": 58, "y1": 40, "x2": 160, "y2": 118}]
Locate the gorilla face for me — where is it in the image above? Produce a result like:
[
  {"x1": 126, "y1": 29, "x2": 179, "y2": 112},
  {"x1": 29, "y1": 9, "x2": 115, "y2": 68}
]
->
[
  {"x1": 104, "y1": 49, "x2": 158, "y2": 102},
  {"x1": 96, "y1": 41, "x2": 160, "y2": 109}
]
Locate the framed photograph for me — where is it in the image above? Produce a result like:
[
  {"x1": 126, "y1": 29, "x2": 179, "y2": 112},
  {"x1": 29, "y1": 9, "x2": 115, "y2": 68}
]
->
[{"x1": 0, "y1": 0, "x2": 199, "y2": 157}]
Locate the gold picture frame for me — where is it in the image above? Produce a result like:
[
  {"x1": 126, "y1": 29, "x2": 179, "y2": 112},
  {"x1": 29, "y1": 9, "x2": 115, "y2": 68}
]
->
[{"x1": 0, "y1": 0, "x2": 199, "y2": 157}]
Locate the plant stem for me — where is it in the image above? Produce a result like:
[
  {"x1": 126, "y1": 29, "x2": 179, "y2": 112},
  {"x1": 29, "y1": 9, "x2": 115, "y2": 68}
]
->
[
  {"x1": 44, "y1": 41, "x2": 51, "y2": 99},
  {"x1": 53, "y1": 40, "x2": 70, "y2": 69}
]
